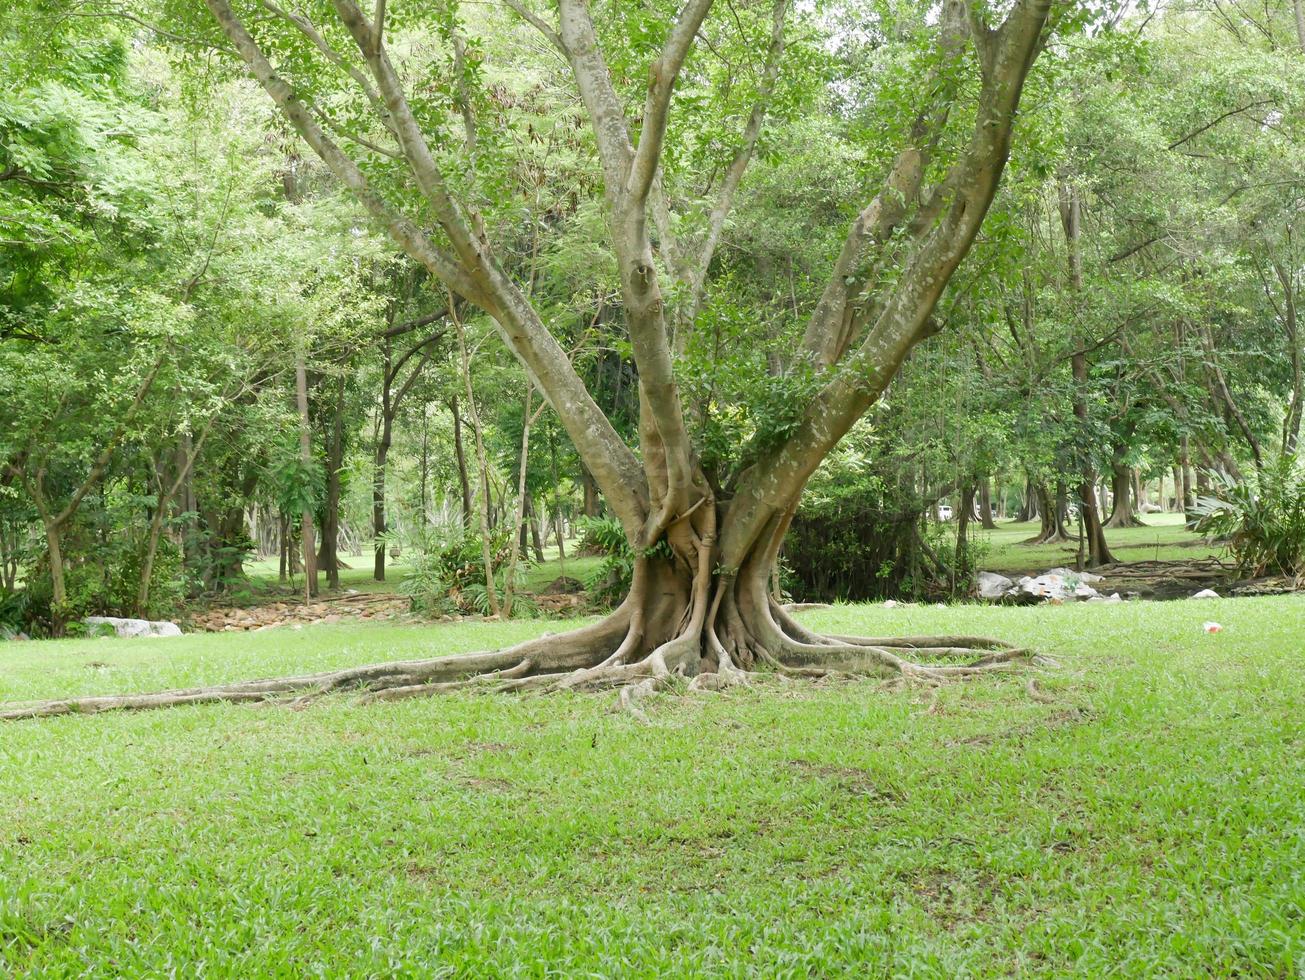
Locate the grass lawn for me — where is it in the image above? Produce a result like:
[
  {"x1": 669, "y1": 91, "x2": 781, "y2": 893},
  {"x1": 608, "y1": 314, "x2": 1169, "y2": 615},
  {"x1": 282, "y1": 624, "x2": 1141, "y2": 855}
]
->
[
  {"x1": 242, "y1": 548, "x2": 604, "y2": 599},
  {"x1": 2, "y1": 598, "x2": 1303, "y2": 975},
  {"x1": 978, "y1": 513, "x2": 1222, "y2": 574}
]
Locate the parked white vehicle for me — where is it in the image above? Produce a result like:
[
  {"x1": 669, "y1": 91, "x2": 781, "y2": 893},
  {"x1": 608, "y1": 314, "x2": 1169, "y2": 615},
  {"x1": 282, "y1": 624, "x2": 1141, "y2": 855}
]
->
[{"x1": 936, "y1": 504, "x2": 954, "y2": 521}]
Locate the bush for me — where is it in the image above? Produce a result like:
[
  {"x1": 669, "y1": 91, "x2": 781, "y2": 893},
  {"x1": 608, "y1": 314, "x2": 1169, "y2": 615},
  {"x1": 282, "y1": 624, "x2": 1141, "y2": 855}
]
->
[
  {"x1": 400, "y1": 526, "x2": 529, "y2": 616},
  {"x1": 1192, "y1": 457, "x2": 1305, "y2": 579},
  {"x1": 22, "y1": 532, "x2": 186, "y2": 634}
]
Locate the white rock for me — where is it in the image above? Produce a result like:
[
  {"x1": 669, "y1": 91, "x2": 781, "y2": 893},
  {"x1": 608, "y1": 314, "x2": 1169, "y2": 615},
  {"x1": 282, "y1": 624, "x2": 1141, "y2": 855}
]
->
[
  {"x1": 83, "y1": 617, "x2": 182, "y2": 638},
  {"x1": 1190, "y1": 589, "x2": 1220, "y2": 600},
  {"x1": 883, "y1": 599, "x2": 898, "y2": 608},
  {"x1": 1019, "y1": 572, "x2": 1101, "y2": 602},
  {"x1": 977, "y1": 572, "x2": 1014, "y2": 599},
  {"x1": 1045, "y1": 567, "x2": 1103, "y2": 584}
]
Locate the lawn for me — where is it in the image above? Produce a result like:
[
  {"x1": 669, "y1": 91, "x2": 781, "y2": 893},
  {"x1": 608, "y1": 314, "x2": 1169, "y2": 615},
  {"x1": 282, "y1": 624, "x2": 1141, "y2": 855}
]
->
[
  {"x1": 2, "y1": 598, "x2": 1303, "y2": 976},
  {"x1": 242, "y1": 548, "x2": 604, "y2": 599},
  {"x1": 977, "y1": 513, "x2": 1222, "y2": 574}
]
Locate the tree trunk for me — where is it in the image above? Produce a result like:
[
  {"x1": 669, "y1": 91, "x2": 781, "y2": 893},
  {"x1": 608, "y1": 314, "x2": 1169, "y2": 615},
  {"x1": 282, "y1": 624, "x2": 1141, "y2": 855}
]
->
[
  {"x1": 374, "y1": 351, "x2": 394, "y2": 582},
  {"x1": 526, "y1": 497, "x2": 546, "y2": 562},
  {"x1": 580, "y1": 464, "x2": 600, "y2": 518},
  {"x1": 955, "y1": 483, "x2": 976, "y2": 583},
  {"x1": 1105, "y1": 461, "x2": 1143, "y2": 528},
  {"x1": 1015, "y1": 476, "x2": 1037, "y2": 522},
  {"x1": 977, "y1": 478, "x2": 997, "y2": 530},
  {"x1": 453, "y1": 304, "x2": 500, "y2": 618},
  {"x1": 279, "y1": 512, "x2": 289, "y2": 583},
  {"x1": 1025, "y1": 482, "x2": 1070, "y2": 543},
  {"x1": 317, "y1": 375, "x2": 346, "y2": 588},
  {"x1": 1059, "y1": 181, "x2": 1113, "y2": 566},
  {"x1": 42, "y1": 519, "x2": 67, "y2": 636},
  {"x1": 502, "y1": 385, "x2": 537, "y2": 619},
  {"x1": 450, "y1": 395, "x2": 472, "y2": 526},
  {"x1": 296, "y1": 354, "x2": 319, "y2": 600}
]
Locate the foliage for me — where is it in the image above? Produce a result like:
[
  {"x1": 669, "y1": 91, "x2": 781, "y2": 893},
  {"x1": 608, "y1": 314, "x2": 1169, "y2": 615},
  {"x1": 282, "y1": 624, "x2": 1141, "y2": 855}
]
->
[
  {"x1": 22, "y1": 532, "x2": 185, "y2": 633},
  {"x1": 1192, "y1": 457, "x2": 1305, "y2": 579},
  {"x1": 399, "y1": 525, "x2": 522, "y2": 616}
]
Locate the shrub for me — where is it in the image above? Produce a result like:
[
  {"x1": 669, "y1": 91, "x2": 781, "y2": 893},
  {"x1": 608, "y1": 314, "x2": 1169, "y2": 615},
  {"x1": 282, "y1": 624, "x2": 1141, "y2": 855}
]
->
[
  {"x1": 1192, "y1": 457, "x2": 1305, "y2": 580},
  {"x1": 399, "y1": 526, "x2": 526, "y2": 615}
]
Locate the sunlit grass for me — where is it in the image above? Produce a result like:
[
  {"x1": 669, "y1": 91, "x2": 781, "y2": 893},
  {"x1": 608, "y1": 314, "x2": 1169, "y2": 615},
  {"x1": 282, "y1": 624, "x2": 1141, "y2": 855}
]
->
[{"x1": 3, "y1": 597, "x2": 1303, "y2": 974}]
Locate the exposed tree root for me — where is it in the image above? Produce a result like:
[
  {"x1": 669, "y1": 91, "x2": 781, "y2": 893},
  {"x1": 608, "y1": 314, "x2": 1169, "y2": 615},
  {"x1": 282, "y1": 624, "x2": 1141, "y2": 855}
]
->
[{"x1": 0, "y1": 566, "x2": 1043, "y2": 722}]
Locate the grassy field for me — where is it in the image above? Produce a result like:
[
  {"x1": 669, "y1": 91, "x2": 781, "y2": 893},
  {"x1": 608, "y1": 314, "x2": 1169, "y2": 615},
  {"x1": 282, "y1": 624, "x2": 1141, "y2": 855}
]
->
[
  {"x1": 977, "y1": 513, "x2": 1221, "y2": 573},
  {"x1": 3, "y1": 597, "x2": 1303, "y2": 976},
  {"x1": 242, "y1": 549, "x2": 604, "y2": 599}
]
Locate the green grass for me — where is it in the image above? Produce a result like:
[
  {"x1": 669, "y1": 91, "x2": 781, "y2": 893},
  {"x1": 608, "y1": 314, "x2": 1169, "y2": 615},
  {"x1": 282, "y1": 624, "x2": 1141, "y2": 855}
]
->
[
  {"x1": 3, "y1": 598, "x2": 1304, "y2": 975},
  {"x1": 978, "y1": 513, "x2": 1222, "y2": 574},
  {"x1": 242, "y1": 547, "x2": 603, "y2": 599}
]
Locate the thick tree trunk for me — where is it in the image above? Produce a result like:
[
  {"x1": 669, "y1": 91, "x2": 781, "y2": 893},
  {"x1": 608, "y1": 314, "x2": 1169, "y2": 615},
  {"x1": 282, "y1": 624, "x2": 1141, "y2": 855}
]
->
[
  {"x1": 1026, "y1": 482, "x2": 1070, "y2": 543},
  {"x1": 1105, "y1": 461, "x2": 1143, "y2": 528}
]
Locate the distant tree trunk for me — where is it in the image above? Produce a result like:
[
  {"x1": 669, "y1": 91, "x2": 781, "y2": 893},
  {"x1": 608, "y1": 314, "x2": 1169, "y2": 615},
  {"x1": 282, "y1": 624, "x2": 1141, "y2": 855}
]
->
[
  {"x1": 955, "y1": 482, "x2": 976, "y2": 581},
  {"x1": 1015, "y1": 476, "x2": 1037, "y2": 522},
  {"x1": 278, "y1": 511, "x2": 289, "y2": 583},
  {"x1": 977, "y1": 477, "x2": 997, "y2": 529},
  {"x1": 138, "y1": 419, "x2": 214, "y2": 614},
  {"x1": 419, "y1": 405, "x2": 429, "y2": 531},
  {"x1": 526, "y1": 497, "x2": 546, "y2": 562},
  {"x1": 502, "y1": 385, "x2": 539, "y2": 618},
  {"x1": 296, "y1": 353, "x2": 319, "y2": 600},
  {"x1": 374, "y1": 343, "x2": 395, "y2": 582},
  {"x1": 450, "y1": 395, "x2": 472, "y2": 526},
  {"x1": 1026, "y1": 482, "x2": 1070, "y2": 543},
  {"x1": 1105, "y1": 460, "x2": 1143, "y2": 528},
  {"x1": 317, "y1": 375, "x2": 346, "y2": 589},
  {"x1": 452, "y1": 301, "x2": 500, "y2": 618},
  {"x1": 1059, "y1": 180, "x2": 1113, "y2": 566}
]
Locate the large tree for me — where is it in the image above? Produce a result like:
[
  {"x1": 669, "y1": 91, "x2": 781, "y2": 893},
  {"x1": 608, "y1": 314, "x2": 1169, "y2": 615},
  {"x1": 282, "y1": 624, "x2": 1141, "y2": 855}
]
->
[{"x1": 5, "y1": 0, "x2": 1065, "y2": 718}]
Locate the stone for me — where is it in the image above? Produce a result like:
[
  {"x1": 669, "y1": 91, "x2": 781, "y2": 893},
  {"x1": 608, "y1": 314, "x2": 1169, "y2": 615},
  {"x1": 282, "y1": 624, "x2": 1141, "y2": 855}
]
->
[
  {"x1": 83, "y1": 616, "x2": 182, "y2": 638},
  {"x1": 1017, "y1": 572, "x2": 1101, "y2": 602},
  {"x1": 1190, "y1": 589, "x2": 1220, "y2": 599},
  {"x1": 977, "y1": 572, "x2": 1014, "y2": 598}
]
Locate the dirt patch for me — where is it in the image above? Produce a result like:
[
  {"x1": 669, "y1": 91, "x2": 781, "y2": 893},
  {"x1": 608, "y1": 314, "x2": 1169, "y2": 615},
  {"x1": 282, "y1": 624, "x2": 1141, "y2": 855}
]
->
[
  {"x1": 948, "y1": 706, "x2": 1092, "y2": 747},
  {"x1": 788, "y1": 760, "x2": 904, "y2": 803},
  {"x1": 458, "y1": 776, "x2": 514, "y2": 793}
]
